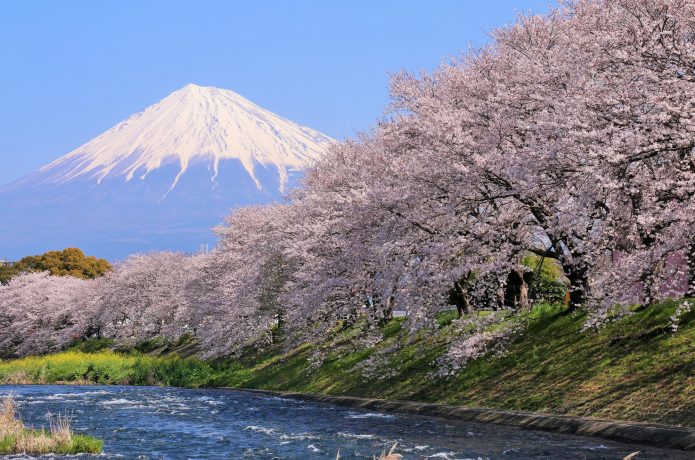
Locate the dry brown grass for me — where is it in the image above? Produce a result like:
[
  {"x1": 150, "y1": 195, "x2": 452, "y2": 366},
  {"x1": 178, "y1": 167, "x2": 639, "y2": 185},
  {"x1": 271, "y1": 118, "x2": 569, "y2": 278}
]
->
[
  {"x1": 376, "y1": 443, "x2": 403, "y2": 460},
  {"x1": 1, "y1": 368, "x2": 48, "y2": 385},
  {"x1": 1, "y1": 370, "x2": 33, "y2": 385},
  {"x1": 0, "y1": 395, "x2": 23, "y2": 437},
  {"x1": 1, "y1": 394, "x2": 69, "y2": 453},
  {"x1": 0, "y1": 394, "x2": 102, "y2": 455}
]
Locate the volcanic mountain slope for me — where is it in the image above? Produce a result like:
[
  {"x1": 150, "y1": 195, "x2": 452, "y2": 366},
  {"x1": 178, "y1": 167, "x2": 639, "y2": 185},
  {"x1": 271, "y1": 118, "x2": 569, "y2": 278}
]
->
[{"x1": 0, "y1": 84, "x2": 334, "y2": 260}]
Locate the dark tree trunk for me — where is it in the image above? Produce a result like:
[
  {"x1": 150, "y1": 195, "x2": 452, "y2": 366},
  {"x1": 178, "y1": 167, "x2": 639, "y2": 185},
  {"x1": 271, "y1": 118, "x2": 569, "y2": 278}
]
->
[
  {"x1": 452, "y1": 272, "x2": 473, "y2": 318},
  {"x1": 496, "y1": 284, "x2": 505, "y2": 310},
  {"x1": 564, "y1": 262, "x2": 590, "y2": 309},
  {"x1": 85, "y1": 323, "x2": 101, "y2": 339},
  {"x1": 269, "y1": 311, "x2": 283, "y2": 344},
  {"x1": 519, "y1": 274, "x2": 529, "y2": 309},
  {"x1": 503, "y1": 267, "x2": 530, "y2": 309},
  {"x1": 385, "y1": 295, "x2": 395, "y2": 321}
]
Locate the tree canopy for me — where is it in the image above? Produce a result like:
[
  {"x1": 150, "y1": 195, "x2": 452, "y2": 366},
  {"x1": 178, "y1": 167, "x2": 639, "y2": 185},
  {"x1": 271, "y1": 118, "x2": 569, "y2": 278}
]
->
[
  {"x1": 0, "y1": 248, "x2": 111, "y2": 284},
  {"x1": 1, "y1": 0, "x2": 694, "y2": 364}
]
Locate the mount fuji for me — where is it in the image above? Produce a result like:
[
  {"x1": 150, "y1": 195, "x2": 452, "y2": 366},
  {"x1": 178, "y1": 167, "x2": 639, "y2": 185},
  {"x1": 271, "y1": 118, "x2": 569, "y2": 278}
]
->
[{"x1": 0, "y1": 84, "x2": 334, "y2": 260}]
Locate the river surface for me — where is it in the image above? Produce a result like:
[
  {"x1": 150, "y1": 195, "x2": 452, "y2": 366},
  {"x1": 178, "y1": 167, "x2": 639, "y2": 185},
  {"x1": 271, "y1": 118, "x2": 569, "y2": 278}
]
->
[{"x1": 0, "y1": 385, "x2": 690, "y2": 459}]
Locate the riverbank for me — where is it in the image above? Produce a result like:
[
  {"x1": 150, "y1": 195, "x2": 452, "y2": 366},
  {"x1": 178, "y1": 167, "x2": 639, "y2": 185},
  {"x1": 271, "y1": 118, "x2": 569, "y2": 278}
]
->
[
  {"x1": 9, "y1": 384, "x2": 681, "y2": 459},
  {"x1": 1, "y1": 300, "x2": 693, "y2": 429},
  {"x1": 236, "y1": 388, "x2": 695, "y2": 450}
]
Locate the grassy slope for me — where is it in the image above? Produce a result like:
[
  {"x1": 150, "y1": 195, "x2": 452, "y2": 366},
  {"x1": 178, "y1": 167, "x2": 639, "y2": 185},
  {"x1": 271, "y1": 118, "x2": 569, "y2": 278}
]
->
[{"x1": 1, "y1": 300, "x2": 693, "y2": 427}]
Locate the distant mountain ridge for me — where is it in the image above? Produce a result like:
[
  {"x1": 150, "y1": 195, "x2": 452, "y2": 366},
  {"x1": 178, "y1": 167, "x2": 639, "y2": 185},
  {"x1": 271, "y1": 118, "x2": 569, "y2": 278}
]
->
[{"x1": 0, "y1": 84, "x2": 334, "y2": 260}]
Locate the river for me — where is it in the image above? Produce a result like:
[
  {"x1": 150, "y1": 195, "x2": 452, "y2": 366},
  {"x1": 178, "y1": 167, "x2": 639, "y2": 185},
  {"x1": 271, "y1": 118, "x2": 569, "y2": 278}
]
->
[{"x1": 0, "y1": 385, "x2": 690, "y2": 459}]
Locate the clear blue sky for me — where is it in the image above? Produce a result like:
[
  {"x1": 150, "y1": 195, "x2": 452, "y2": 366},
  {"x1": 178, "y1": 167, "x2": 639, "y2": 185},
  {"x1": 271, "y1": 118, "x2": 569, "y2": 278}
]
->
[{"x1": 0, "y1": 0, "x2": 553, "y2": 185}]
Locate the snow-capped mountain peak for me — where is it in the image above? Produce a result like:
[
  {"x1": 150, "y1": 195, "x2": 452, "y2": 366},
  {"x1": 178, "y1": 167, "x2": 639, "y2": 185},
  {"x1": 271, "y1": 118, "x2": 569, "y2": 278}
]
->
[
  {"x1": 37, "y1": 83, "x2": 333, "y2": 192},
  {"x1": 0, "y1": 84, "x2": 334, "y2": 259}
]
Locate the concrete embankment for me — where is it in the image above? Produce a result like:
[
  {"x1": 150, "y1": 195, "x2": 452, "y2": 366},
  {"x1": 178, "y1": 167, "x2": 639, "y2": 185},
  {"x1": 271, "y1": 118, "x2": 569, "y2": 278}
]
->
[{"x1": 233, "y1": 388, "x2": 695, "y2": 450}]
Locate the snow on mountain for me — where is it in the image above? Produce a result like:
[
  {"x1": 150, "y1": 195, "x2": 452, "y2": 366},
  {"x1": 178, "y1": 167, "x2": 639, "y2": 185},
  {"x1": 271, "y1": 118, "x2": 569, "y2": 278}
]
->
[
  {"x1": 33, "y1": 83, "x2": 331, "y2": 194},
  {"x1": 0, "y1": 84, "x2": 334, "y2": 260}
]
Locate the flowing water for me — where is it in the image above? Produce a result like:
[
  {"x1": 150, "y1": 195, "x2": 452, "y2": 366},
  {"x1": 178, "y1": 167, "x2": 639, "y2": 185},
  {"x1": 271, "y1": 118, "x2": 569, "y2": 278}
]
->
[{"x1": 0, "y1": 385, "x2": 690, "y2": 459}]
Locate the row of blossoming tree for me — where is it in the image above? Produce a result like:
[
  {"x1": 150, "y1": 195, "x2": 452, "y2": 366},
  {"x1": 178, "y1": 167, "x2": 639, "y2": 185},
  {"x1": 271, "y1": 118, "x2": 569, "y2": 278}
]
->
[{"x1": 1, "y1": 0, "x2": 694, "y2": 363}]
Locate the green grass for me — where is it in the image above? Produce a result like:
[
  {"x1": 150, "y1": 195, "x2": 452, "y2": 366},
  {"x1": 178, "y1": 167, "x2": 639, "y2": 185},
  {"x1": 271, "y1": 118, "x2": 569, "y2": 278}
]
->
[
  {"x1": 0, "y1": 395, "x2": 103, "y2": 455},
  {"x1": 59, "y1": 434, "x2": 103, "y2": 454},
  {"x1": 1, "y1": 299, "x2": 694, "y2": 427},
  {"x1": 0, "y1": 427, "x2": 104, "y2": 455},
  {"x1": 0, "y1": 350, "x2": 215, "y2": 387},
  {"x1": 3, "y1": 433, "x2": 104, "y2": 455}
]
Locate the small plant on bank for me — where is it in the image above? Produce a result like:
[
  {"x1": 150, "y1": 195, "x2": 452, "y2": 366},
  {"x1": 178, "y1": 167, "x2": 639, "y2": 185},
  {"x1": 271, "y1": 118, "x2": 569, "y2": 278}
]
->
[{"x1": 0, "y1": 394, "x2": 103, "y2": 455}]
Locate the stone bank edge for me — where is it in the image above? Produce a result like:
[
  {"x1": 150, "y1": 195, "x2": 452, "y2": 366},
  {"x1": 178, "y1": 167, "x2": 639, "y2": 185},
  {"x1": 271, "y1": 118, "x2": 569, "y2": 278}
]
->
[{"x1": 230, "y1": 388, "x2": 695, "y2": 450}]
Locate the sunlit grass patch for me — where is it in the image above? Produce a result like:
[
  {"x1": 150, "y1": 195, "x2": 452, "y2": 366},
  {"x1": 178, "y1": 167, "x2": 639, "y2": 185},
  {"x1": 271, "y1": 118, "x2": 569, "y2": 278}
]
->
[{"x1": 0, "y1": 350, "x2": 215, "y2": 387}]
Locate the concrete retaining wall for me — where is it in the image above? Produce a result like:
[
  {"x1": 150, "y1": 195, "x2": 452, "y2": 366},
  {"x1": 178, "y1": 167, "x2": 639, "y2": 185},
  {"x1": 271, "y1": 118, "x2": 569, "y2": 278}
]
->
[{"x1": 233, "y1": 389, "x2": 695, "y2": 450}]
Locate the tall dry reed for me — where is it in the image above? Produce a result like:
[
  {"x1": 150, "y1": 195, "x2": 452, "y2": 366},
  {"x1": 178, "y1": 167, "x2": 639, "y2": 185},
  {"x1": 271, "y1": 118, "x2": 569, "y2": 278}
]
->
[
  {"x1": 335, "y1": 442, "x2": 403, "y2": 460},
  {"x1": 0, "y1": 394, "x2": 77, "y2": 454}
]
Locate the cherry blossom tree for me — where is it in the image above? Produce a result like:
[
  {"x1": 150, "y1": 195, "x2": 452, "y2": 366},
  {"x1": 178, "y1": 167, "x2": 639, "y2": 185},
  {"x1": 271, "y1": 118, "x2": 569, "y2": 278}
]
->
[
  {"x1": 0, "y1": 272, "x2": 99, "y2": 357},
  {"x1": 95, "y1": 252, "x2": 195, "y2": 345},
  {"x1": 3, "y1": 0, "x2": 695, "y2": 367},
  {"x1": 188, "y1": 204, "x2": 301, "y2": 356}
]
